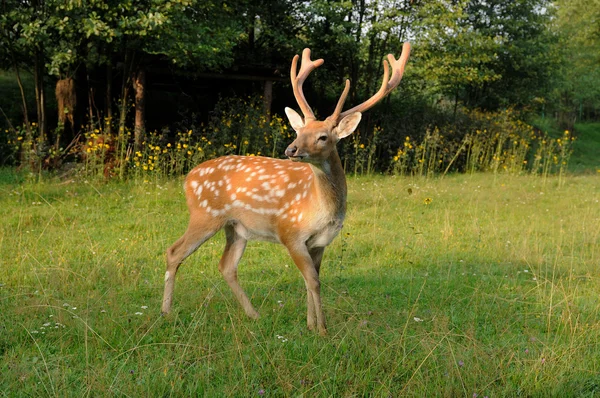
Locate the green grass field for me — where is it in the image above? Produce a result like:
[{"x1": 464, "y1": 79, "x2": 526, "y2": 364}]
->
[{"x1": 1, "y1": 170, "x2": 599, "y2": 396}]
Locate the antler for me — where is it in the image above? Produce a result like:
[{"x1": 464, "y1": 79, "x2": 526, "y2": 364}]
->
[
  {"x1": 338, "y1": 42, "x2": 411, "y2": 120},
  {"x1": 290, "y1": 48, "x2": 324, "y2": 122}
]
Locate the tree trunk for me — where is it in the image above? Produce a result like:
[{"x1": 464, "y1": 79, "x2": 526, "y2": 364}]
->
[
  {"x1": 106, "y1": 62, "x2": 112, "y2": 135},
  {"x1": 118, "y1": 49, "x2": 133, "y2": 142},
  {"x1": 33, "y1": 50, "x2": 47, "y2": 142},
  {"x1": 351, "y1": 0, "x2": 366, "y2": 102},
  {"x1": 88, "y1": 73, "x2": 95, "y2": 128},
  {"x1": 55, "y1": 78, "x2": 77, "y2": 133},
  {"x1": 453, "y1": 87, "x2": 459, "y2": 121},
  {"x1": 11, "y1": 53, "x2": 31, "y2": 136},
  {"x1": 133, "y1": 67, "x2": 146, "y2": 150},
  {"x1": 263, "y1": 80, "x2": 273, "y2": 123}
]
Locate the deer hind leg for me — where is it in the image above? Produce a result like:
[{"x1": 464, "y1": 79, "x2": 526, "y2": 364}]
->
[
  {"x1": 218, "y1": 224, "x2": 259, "y2": 319},
  {"x1": 161, "y1": 213, "x2": 222, "y2": 314},
  {"x1": 287, "y1": 244, "x2": 327, "y2": 335}
]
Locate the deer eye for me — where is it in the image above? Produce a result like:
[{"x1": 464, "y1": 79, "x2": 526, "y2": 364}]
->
[{"x1": 317, "y1": 135, "x2": 328, "y2": 142}]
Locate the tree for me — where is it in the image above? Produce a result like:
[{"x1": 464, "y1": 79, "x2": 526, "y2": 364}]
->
[{"x1": 553, "y1": 0, "x2": 600, "y2": 124}]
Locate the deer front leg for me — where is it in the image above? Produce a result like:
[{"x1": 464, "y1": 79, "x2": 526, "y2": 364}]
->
[
  {"x1": 306, "y1": 247, "x2": 325, "y2": 330},
  {"x1": 287, "y1": 244, "x2": 327, "y2": 335}
]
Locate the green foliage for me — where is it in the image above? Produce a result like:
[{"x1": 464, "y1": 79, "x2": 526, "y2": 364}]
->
[
  {"x1": 569, "y1": 123, "x2": 600, "y2": 172},
  {"x1": 552, "y1": 0, "x2": 600, "y2": 125},
  {"x1": 0, "y1": 0, "x2": 597, "y2": 174},
  {"x1": 1, "y1": 173, "x2": 599, "y2": 395},
  {"x1": 413, "y1": 0, "x2": 501, "y2": 101}
]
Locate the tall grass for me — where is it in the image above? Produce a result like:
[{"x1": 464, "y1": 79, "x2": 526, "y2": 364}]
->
[
  {"x1": 1, "y1": 171, "x2": 599, "y2": 396},
  {"x1": 391, "y1": 109, "x2": 575, "y2": 179},
  {"x1": 3, "y1": 101, "x2": 577, "y2": 181}
]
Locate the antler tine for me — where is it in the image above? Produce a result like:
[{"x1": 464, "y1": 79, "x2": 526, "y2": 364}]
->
[
  {"x1": 340, "y1": 42, "x2": 411, "y2": 118},
  {"x1": 329, "y1": 79, "x2": 351, "y2": 124},
  {"x1": 290, "y1": 48, "x2": 324, "y2": 122}
]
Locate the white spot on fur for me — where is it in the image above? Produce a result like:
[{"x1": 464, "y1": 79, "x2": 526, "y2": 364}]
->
[{"x1": 164, "y1": 271, "x2": 170, "y2": 282}]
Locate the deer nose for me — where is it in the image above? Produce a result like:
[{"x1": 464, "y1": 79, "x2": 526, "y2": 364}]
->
[{"x1": 285, "y1": 145, "x2": 298, "y2": 157}]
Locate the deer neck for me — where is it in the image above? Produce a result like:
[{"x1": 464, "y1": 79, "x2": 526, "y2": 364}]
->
[{"x1": 309, "y1": 147, "x2": 347, "y2": 220}]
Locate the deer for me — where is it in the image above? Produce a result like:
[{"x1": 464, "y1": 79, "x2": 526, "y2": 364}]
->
[{"x1": 161, "y1": 43, "x2": 411, "y2": 335}]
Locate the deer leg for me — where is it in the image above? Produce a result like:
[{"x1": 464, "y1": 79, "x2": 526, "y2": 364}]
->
[
  {"x1": 161, "y1": 215, "x2": 221, "y2": 314},
  {"x1": 218, "y1": 225, "x2": 259, "y2": 319},
  {"x1": 305, "y1": 247, "x2": 325, "y2": 331},
  {"x1": 287, "y1": 244, "x2": 327, "y2": 335}
]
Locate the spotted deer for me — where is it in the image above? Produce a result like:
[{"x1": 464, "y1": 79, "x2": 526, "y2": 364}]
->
[{"x1": 162, "y1": 43, "x2": 411, "y2": 335}]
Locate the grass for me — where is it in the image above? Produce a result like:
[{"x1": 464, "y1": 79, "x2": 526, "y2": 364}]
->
[{"x1": 1, "y1": 170, "x2": 599, "y2": 396}]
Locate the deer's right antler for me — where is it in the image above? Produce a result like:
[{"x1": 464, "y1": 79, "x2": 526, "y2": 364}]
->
[
  {"x1": 290, "y1": 48, "x2": 324, "y2": 123},
  {"x1": 337, "y1": 42, "x2": 411, "y2": 120}
]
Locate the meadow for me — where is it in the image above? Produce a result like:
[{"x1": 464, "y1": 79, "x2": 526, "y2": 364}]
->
[{"x1": 1, "y1": 169, "x2": 599, "y2": 396}]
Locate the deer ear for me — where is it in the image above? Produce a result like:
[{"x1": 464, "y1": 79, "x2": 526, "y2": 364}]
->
[
  {"x1": 334, "y1": 112, "x2": 362, "y2": 140},
  {"x1": 285, "y1": 107, "x2": 305, "y2": 132}
]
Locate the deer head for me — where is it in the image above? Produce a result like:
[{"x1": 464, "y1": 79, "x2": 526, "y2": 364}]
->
[{"x1": 284, "y1": 43, "x2": 411, "y2": 169}]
